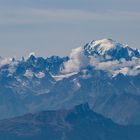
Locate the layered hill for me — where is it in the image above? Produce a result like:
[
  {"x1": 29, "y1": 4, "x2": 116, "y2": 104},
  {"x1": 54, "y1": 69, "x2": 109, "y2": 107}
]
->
[{"x1": 0, "y1": 104, "x2": 140, "y2": 140}]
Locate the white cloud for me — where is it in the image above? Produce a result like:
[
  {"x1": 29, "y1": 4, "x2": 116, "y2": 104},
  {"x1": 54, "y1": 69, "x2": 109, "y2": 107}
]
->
[
  {"x1": 62, "y1": 47, "x2": 89, "y2": 73},
  {"x1": 90, "y1": 58, "x2": 140, "y2": 76},
  {"x1": 62, "y1": 47, "x2": 140, "y2": 76}
]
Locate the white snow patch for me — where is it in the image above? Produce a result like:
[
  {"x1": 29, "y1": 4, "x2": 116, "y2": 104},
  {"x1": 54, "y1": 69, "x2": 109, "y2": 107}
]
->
[
  {"x1": 112, "y1": 67, "x2": 129, "y2": 77},
  {"x1": 0, "y1": 58, "x2": 12, "y2": 67},
  {"x1": 35, "y1": 72, "x2": 45, "y2": 79},
  {"x1": 24, "y1": 70, "x2": 34, "y2": 78},
  {"x1": 73, "y1": 78, "x2": 81, "y2": 89},
  {"x1": 88, "y1": 39, "x2": 126, "y2": 55},
  {"x1": 80, "y1": 69, "x2": 92, "y2": 79},
  {"x1": 52, "y1": 72, "x2": 78, "y2": 81},
  {"x1": 28, "y1": 52, "x2": 36, "y2": 57},
  {"x1": 36, "y1": 89, "x2": 50, "y2": 96}
]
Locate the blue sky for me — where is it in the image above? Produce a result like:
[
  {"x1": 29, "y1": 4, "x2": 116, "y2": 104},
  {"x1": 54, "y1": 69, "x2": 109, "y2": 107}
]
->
[{"x1": 0, "y1": 0, "x2": 140, "y2": 57}]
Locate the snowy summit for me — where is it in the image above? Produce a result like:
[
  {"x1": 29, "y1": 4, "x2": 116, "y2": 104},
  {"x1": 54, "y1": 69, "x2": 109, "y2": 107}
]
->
[{"x1": 84, "y1": 38, "x2": 140, "y2": 60}]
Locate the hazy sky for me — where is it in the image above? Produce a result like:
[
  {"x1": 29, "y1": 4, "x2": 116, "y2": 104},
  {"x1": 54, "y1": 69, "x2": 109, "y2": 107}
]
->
[{"x1": 0, "y1": 0, "x2": 140, "y2": 58}]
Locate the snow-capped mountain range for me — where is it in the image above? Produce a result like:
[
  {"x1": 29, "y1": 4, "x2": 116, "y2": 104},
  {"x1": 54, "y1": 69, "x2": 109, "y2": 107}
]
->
[{"x1": 0, "y1": 39, "x2": 140, "y2": 125}]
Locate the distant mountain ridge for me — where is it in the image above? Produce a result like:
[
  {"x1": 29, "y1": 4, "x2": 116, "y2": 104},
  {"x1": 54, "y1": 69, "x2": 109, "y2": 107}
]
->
[
  {"x1": 0, "y1": 103, "x2": 140, "y2": 140},
  {"x1": 0, "y1": 39, "x2": 140, "y2": 125}
]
